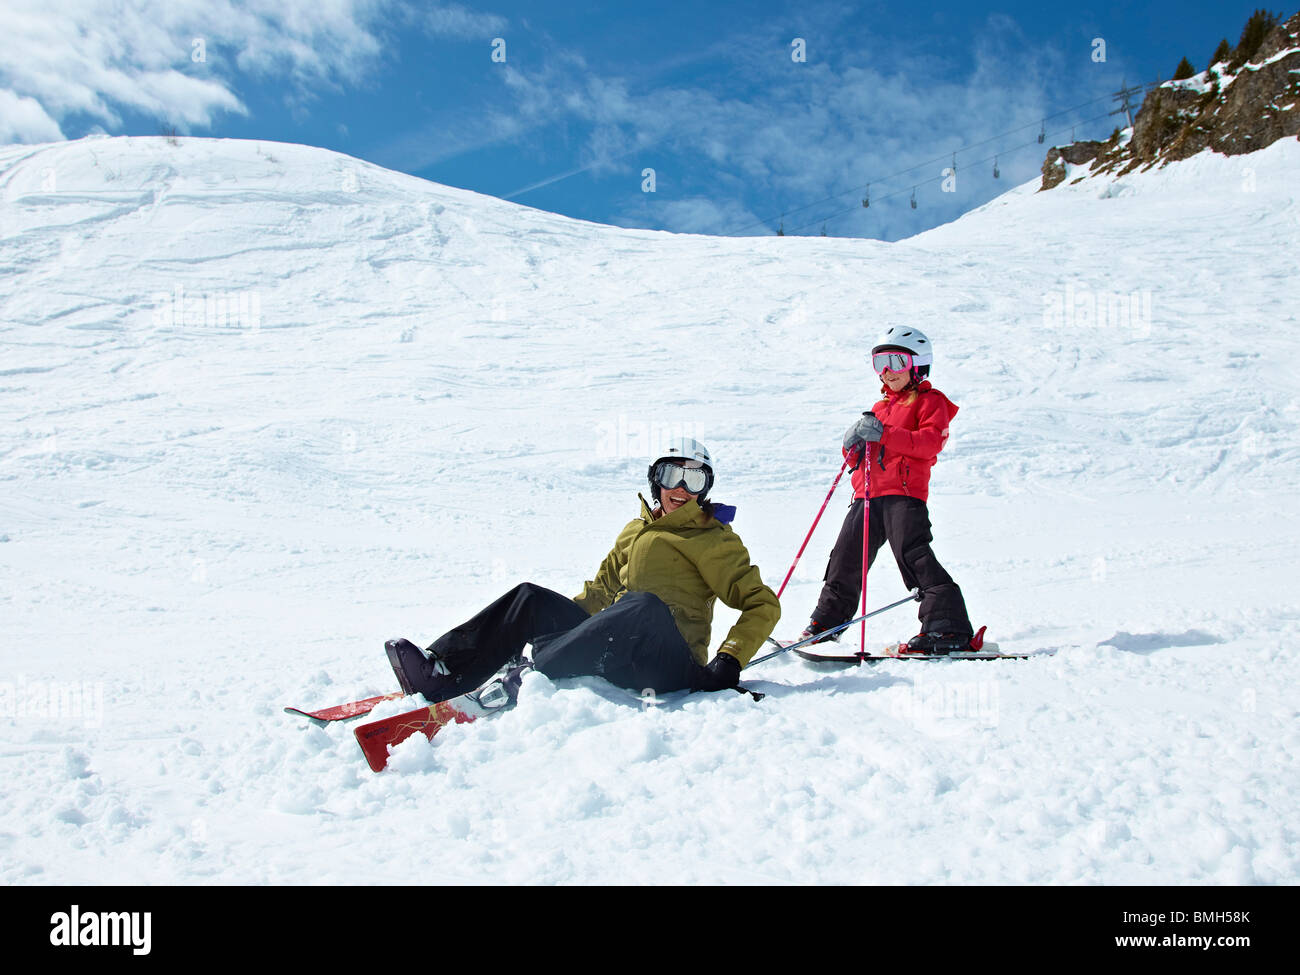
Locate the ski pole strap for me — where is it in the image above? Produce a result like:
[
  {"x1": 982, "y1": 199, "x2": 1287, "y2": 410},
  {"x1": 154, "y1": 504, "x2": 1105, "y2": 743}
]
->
[{"x1": 748, "y1": 589, "x2": 921, "y2": 668}]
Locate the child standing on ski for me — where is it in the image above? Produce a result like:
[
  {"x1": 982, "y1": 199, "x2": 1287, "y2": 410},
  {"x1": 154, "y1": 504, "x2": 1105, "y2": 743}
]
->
[{"x1": 800, "y1": 326, "x2": 974, "y2": 654}]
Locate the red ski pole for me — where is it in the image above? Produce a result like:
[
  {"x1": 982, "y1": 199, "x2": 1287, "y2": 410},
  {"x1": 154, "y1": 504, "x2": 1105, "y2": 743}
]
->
[
  {"x1": 776, "y1": 455, "x2": 852, "y2": 599},
  {"x1": 860, "y1": 458, "x2": 871, "y2": 655}
]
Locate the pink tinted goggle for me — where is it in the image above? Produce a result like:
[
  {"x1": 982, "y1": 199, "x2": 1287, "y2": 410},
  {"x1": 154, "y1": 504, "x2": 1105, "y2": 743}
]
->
[{"x1": 872, "y1": 350, "x2": 914, "y2": 375}]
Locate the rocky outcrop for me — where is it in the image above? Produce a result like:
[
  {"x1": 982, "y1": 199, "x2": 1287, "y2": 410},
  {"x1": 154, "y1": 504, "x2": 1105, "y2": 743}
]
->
[
  {"x1": 1040, "y1": 10, "x2": 1300, "y2": 189},
  {"x1": 1040, "y1": 140, "x2": 1108, "y2": 189}
]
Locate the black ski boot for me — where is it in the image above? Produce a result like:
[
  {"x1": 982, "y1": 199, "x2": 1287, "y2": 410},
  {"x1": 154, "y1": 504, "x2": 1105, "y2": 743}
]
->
[
  {"x1": 901, "y1": 631, "x2": 974, "y2": 656},
  {"x1": 799, "y1": 618, "x2": 842, "y2": 645},
  {"x1": 385, "y1": 638, "x2": 457, "y2": 700}
]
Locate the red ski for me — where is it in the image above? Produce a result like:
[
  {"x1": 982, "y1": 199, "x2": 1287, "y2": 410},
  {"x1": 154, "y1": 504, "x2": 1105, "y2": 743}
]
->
[
  {"x1": 795, "y1": 626, "x2": 1054, "y2": 663},
  {"x1": 353, "y1": 698, "x2": 479, "y2": 772},
  {"x1": 283, "y1": 691, "x2": 406, "y2": 724}
]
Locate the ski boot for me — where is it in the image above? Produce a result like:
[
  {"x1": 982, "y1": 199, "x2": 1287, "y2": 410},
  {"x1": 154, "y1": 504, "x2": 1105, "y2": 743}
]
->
[
  {"x1": 385, "y1": 638, "x2": 456, "y2": 700},
  {"x1": 898, "y1": 630, "x2": 976, "y2": 656},
  {"x1": 798, "y1": 619, "x2": 842, "y2": 645}
]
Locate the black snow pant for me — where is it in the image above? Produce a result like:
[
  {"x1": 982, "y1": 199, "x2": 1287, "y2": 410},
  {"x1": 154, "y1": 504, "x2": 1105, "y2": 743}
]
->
[
  {"x1": 426, "y1": 583, "x2": 707, "y2": 697},
  {"x1": 812, "y1": 496, "x2": 972, "y2": 637}
]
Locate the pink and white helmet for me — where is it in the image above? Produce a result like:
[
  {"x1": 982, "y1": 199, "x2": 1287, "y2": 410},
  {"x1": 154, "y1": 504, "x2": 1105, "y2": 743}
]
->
[{"x1": 872, "y1": 326, "x2": 933, "y2": 378}]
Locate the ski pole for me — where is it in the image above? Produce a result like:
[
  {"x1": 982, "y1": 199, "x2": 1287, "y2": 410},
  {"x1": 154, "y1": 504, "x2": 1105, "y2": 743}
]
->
[
  {"x1": 747, "y1": 589, "x2": 920, "y2": 668},
  {"x1": 860, "y1": 461, "x2": 871, "y2": 656},
  {"x1": 775, "y1": 455, "x2": 852, "y2": 599}
]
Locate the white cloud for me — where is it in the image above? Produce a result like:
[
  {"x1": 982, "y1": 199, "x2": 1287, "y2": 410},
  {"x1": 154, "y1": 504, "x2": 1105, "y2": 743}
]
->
[
  {"x1": 415, "y1": 4, "x2": 508, "y2": 38},
  {"x1": 0, "y1": 0, "x2": 506, "y2": 143},
  {"x1": 443, "y1": 10, "x2": 1104, "y2": 236},
  {"x1": 617, "y1": 196, "x2": 766, "y2": 236},
  {"x1": 0, "y1": 88, "x2": 64, "y2": 143}
]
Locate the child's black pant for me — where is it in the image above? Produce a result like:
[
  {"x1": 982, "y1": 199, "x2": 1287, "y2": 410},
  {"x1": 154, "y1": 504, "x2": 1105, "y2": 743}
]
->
[
  {"x1": 427, "y1": 583, "x2": 706, "y2": 695},
  {"x1": 812, "y1": 496, "x2": 972, "y2": 637}
]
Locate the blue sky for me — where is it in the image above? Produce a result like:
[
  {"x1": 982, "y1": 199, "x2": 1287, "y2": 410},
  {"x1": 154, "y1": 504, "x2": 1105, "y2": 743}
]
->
[{"x1": 0, "y1": 1, "x2": 1282, "y2": 239}]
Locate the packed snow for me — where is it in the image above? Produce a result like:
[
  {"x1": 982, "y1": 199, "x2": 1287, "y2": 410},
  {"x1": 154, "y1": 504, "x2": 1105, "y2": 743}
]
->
[{"x1": 1, "y1": 134, "x2": 1297, "y2": 883}]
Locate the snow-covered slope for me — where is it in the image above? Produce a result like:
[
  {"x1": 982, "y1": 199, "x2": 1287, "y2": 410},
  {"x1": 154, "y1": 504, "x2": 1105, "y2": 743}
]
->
[{"x1": 1, "y1": 135, "x2": 1297, "y2": 884}]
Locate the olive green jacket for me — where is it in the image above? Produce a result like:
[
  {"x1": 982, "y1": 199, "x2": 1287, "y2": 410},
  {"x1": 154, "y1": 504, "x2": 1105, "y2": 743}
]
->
[{"x1": 573, "y1": 494, "x2": 780, "y2": 667}]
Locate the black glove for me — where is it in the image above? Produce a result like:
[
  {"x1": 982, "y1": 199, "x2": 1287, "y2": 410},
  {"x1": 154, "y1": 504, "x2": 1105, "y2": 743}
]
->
[
  {"x1": 697, "y1": 651, "x2": 741, "y2": 691},
  {"x1": 843, "y1": 411, "x2": 884, "y2": 453}
]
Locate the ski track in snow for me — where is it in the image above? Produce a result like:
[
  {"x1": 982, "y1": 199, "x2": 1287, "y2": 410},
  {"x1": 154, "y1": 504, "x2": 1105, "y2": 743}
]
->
[{"x1": 1, "y1": 135, "x2": 1298, "y2": 884}]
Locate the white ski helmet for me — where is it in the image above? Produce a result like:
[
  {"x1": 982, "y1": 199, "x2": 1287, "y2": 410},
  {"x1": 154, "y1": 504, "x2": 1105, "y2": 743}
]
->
[
  {"x1": 872, "y1": 326, "x2": 933, "y2": 379},
  {"x1": 647, "y1": 437, "x2": 714, "y2": 501}
]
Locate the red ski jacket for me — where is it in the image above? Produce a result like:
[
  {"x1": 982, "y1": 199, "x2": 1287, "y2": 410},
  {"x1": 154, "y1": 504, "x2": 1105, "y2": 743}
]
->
[{"x1": 845, "y1": 380, "x2": 958, "y2": 502}]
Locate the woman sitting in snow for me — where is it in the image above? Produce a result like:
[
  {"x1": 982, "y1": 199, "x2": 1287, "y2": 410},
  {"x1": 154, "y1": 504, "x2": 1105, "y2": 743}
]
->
[{"x1": 385, "y1": 438, "x2": 780, "y2": 704}]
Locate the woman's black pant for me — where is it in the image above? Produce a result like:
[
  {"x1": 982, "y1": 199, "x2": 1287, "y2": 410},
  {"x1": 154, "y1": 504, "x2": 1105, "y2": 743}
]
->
[
  {"x1": 812, "y1": 496, "x2": 972, "y2": 637},
  {"x1": 426, "y1": 583, "x2": 706, "y2": 696}
]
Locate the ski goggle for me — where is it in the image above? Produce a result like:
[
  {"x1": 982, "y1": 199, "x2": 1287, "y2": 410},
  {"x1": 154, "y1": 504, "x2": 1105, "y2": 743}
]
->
[
  {"x1": 872, "y1": 350, "x2": 914, "y2": 375},
  {"x1": 651, "y1": 460, "x2": 711, "y2": 495}
]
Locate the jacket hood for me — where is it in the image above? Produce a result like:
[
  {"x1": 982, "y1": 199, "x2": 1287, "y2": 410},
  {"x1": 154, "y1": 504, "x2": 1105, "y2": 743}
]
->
[{"x1": 637, "y1": 493, "x2": 736, "y2": 526}]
